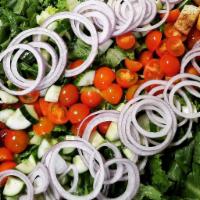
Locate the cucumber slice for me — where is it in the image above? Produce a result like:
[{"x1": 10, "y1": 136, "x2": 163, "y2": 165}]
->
[
  {"x1": 29, "y1": 135, "x2": 42, "y2": 145},
  {"x1": 90, "y1": 131, "x2": 105, "y2": 148},
  {"x1": 3, "y1": 177, "x2": 24, "y2": 196},
  {"x1": 63, "y1": 147, "x2": 75, "y2": 155},
  {"x1": 16, "y1": 155, "x2": 36, "y2": 174},
  {"x1": 0, "y1": 109, "x2": 14, "y2": 123},
  {"x1": 116, "y1": 103, "x2": 125, "y2": 112},
  {"x1": 74, "y1": 70, "x2": 95, "y2": 87},
  {"x1": 38, "y1": 139, "x2": 52, "y2": 159},
  {"x1": 45, "y1": 85, "x2": 61, "y2": 103},
  {"x1": 122, "y1": 148, "x2": 136, "y2": 162},
  {"x1": 0, "y1": 90, "x2": 18, "y2": 104},
  {"x1": 112, "y1": 140, "x2": 122, "y2": 147},
  {"x1": 20, "y1": 105, "x2": 39, "y2": 124},
  {"x1": 106, "y1": 122, "x2": 119, "y2": 142},
  {"x1": 73, "y1": 155, "x2": 88, "y2": 174},
  {"x1": 98, "y1": 39, "x2": 113, "y2": 55},
  {"x1": 138, "y1": 114, "x2": 150, "y2": 131},
  {"x1": 6, "y1": 109, "x2": 31, "y2": 130}
]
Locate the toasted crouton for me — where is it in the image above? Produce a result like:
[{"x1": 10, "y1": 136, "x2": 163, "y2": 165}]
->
[
  {"x1": 174, "y1": 5, "x2": 200, "y2": 35},
  {"x1": 193, "y1": 0, "x2": 200, "y2": 6}
]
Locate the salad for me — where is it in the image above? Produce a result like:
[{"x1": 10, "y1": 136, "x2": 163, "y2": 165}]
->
[{"x1": 0, "y1": 0, "x2": 200, "y2": 199}]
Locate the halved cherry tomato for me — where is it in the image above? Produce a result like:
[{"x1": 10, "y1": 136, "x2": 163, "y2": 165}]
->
[
  {"x1": 39, "y1": 98, "x2": 49, "y2": 116},
  {"x1": 33, "y1": 101, "x2": 43, "y2": 117},
  {"x1": 68, "y1": 103, "x2": 90, "y2": 124},
  {"x1": 164, "y1": 23, "x2": 182, "y2": 38},
  {"x1": 47, "y1": 103, "x2": 69, "y2": 125},
  {"x1": 116, "y1": 32, "x2": 136, "y2": 50},
  {"x1": 125, "y1": 84, "x2": 140, "y2": 101},
  {"x1": 0, "y1": 148, "x2": 13, "y2": 162},
  {"x1": 94, "y1": 67, "x2": 115, "y2": 90},
  {"x1": 33, "y1": 117, "x2": 55, "y2": 136},
  {"x1": 69, "y1": 59, "x2": 84, "y2": 69},
  {"x1": 101, "y1": 84, "x2": 123, "y2": 105},
  {"x1": 139, "y1": 51, "x2": 153, "y2": 66},
  {"x1": 166, "y1": 36, "x2": 185, "y2": 57},
  {"x1": 80, "y1": 87, "x2": 102, "y2": 108},
  {"x1": 144, "y1": 59, "x2": 165, "y2": 80},
  {"x1": 187, "y1": 28, "x2": 200, "y2": 49},
  {"x1": 59, "y1": 84, "x2": 79, "y2": 107},
  {"x1": 124, "y1": 58, "x2": 143, "y2": 72},
  {"x1": 186, "y1": 65, "x2": 200, "y2": 76},
  {"x1": 166, "y1": 9, "x2": 180, "y2": 23},
  {"x1": 156, "y1": 39, "x2": 168, "y2": 57},
  {"x1": 98, "y1": 121, "x2": 111, "y2": 135},
  {"x1": 160, "y1": 54, "x2": 180, "y2": 77},
  {"x1": 145, "y1": 31, "x2": 162, "y2": 51},
  {"x1": 116, "y1": 69, "x2": 138, "y2": 88},
  {"x1": 0, "y1": 162, "x2": 16, "y2": 173},
  {"x1": 4, "y1": 130, "x2": 29, "y2": 154},
  {"x1": 19, "y1": 91, "x2": 40, "y2": 104}
]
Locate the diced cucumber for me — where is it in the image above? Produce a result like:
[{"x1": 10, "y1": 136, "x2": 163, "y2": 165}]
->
[
  {"x1": 74, "y1": 70, "x2": 95, "y2": 87},
  {"x1": 0, "y1": 109, "x2": 14, "y2": 123},
  {"x1": 116, "y1": 103, "x2": 125, "y2": 112},
  {"x1": 90, "y1": 131, "x2": 105, "y2": 148},
  {"x1": 3, "y1": 177, "x2": 24, "y2": 196},
  {"x1": 0, "y1": 90, "x2": 18, "y2": 104},
  {"x1": 112, "y1": 140, "x2": 122, "y2": 147},
  {"x1": 30, "y1": 135, "x2": 42, "y2": 146},
  {"x1": 73, "y1": 155, "x2": 88, "y2": 174},
  {"x1": 6, "y1": 109, "x2": 31, "y2": 130},
  {"x1": 38, "y1": 139, "x2": 52, "y2": 159},
  {"x1": 16, "y1": 155, "x2": 36, "y2": 174},
  {"x1": 138, "y1": 114, "x2": 150, "y2": 131},
  {"x1": 122, "y1": 148, "x2": 136, "y2": 162},
  {"x1": 98, "y1": 39, "x2": 113, "y2": 55},
  {"x1": 106, "y1": 122, "x2": 119, "y2": 142},
  {"x1": 5, "y1": 196, "x2": 19, "y2": 200},
  {"x1": 45, "y1": 85, "x2": 61, "y2": 103},
  {"x1": 20, "y1": 105, "x2": 39, "y2": 124},
  {"x1": 63, "y1": 147, "x2": 75, "y2": 155}
]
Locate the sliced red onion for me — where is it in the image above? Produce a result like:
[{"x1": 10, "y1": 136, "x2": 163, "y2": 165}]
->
[{"x1": 0, "y1": 170, "x2": 34, "y2": 200}]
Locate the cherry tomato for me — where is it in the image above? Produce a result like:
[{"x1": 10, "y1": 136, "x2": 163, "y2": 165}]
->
[
  {"x1": 33, "y1": 101, "x2": 43, "y2": 117},
  {"x1": 125, "y1": 84, "x2": 140, "y2": 101},
  {"x1": 98, "y1": 121, "x2": 111, "y2": 135},
  {"x1": 164, "y1": 23, "x2": 182, "y2": 38},
  {"x1": 1, "y1": 102, "x2": 22, "y2": 110},
  {"x1": 33, "y1": 117, "x2": 55, "y2": 136},
  {"x1": 0, "y1": 162, "x2": 16, "y2": 172},
  {"x1": 0, "y1": 129, "x2": 9, "y2": 144},
  {"x1": 186, "y1": 65, "x2": 200, "y2": 76},
  {"x1": 59, "y1": 84, "x2": 79, "y2": 107},
  {"x1": 39, "y1": 98, "x2": 49, "y2": 116},
  {"x1": 19, "y1": 91, "x2": 40, "y2": 104},
  {"x1": 69, "y1": 59, "x2": 84, "y2": 69},
  {"x1": 101, "y1": 84, "x2": 123, "y2": 105},
  {"x1": 116, "y1": 32, "x2": 136, "y2": 50},
  {"x1": 47, "y1": 103, "x2": 69, "y2": 125},
  {"x1": 160, "y1": 54, "x2": 180, "y2": 77},
  {"x1": 144, "y1": 59, "x2": 165, "y2": 80},
  {"x1": 187, "y1": 28, "x2": 200, "y2": 49},
  {"x1": 139, "y1": 51, "x2": 153, "y2": 66},
  {"x1": 80, "y1": 87, "x2": 102, "y2": 108},
  {"x1": 0, "y1": 122, "x2": 6, "y2": 129},
  {"x1": 125, "y1": 58, "x2": 143, "y2": 72},
  {"x1": 116, "y1": 69, "x2": 138, "y2": 88},
  {"x1": 68, "y1": 103, "x2": 90, "y2": 124},
  {"x1": 4, "y1": 130, "x2": 29, "y2": 154},
  {"x1": 166, "y1": 9, "x2": 180, "y2": 23},
  {"x1": 166, "y1": 36, "x2": 185, "y2": 57},
  {"x1": 156, "y1": 39, "x2": 168, "y2": 57},
  {"x1": 145, "y1": 31, "x2": 162, "y2": 51},
  {"x1": 0, "y1": 148, "x2": 13, "y2": 162},
  {"x1": 94, "y1": 67, "x2": 115, "y2": 90}
]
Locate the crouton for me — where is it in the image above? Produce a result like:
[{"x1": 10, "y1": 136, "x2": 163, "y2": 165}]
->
[
  {"x1": 193, "y1": 0, "x2": 200, "y2": 6},
  {"x1": 174, "y1": 5, "x2": 200, "y2": 35}
]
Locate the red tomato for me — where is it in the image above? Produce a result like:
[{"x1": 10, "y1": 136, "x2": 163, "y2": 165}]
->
[
  {"x1": 59, "y1": 84, "x2": 79, "y2": 107},
  {"x1": 125, "y1": 84, "x2": 140, "y2": 101},
  {"x1": 98, "y1": 121, "x2": 111, "y2": 135},
  {"x1": 101, "y1": 84, "x2": 123, "y2": 105},
  {"x1": 80, "y1": 87, "x2": 102, "y2": 108},
  {"x1": 0, "y1": 129, "x2": 9, "y2": 144},
  {"x1": 124, "y1": 59, "x2": 143, "y2": 72},
  {"x1": 1, "y1": 102, "x2": 22, "y2": 110},
  {"x1": 139, "y1": 51, "x2": 153, "y2": 66},
  {"x1": 0, "y1": 122, "x2": 6, "y2": 129},
  {"x1": 19, "y1": 91, "x2": 40, "y2": 104},
  {"x1": 0, "y1": 161, "x2": 16, "y2": 172},
  {"x1": 4, "y1": 130, "x2": 29, "y2": 154},
  {"x1": 166, "y1": 36, "x2": 185, "y2": 57},
  {"x1": 166, "y1": 9, "x2": 180, "y2": 23},
  {"x1": 0, "y1": 148, "x2": 13, "y2": 162},
  {"x1": 116, "y1": 69, "x2": 138, "y2": 88},
  {"x1": 94, "y1": 67, "x2": 115, "y2": 90},
  {"x1": 164, "y1": 23, "x2": 182, "y2": 38},
  {"x1": 160, "y1": 54, "x2": 180, "y2": 77},
  {"x1": 116, "y1": 32, "x2": 136, "y2": 50},
  {"x1": 68, "y1": 103, "x2": 90, "y2": 124},
  {"x1": 39, "y1": 98, "x2": 49, "y2": 116},
  {"x1": 69, "y1": 59, "x2": 84, "y2": 69},
  {"x1": 156, "y1": 39, "x2": 168, "y2": 57},
  {"x1": 187, "y1": 28, "x2": 200, "y2": 49},
  {"x1": 33, "y1": 117, "x2": 55, "y2": 136},
  {"x1": 47, "y1": 103, "x2": 69, "y2": 125},
  {"x1": 33, "y1": 101, "x2": 43, "y2": 117},
  {"x1": 186, "y1": 65, "x2": 200, "y2": 76},
  {"x1": 145, "y1": 31, "x2": 162, "y2": 51},
  {"x1": 144, "y1": 59, "x2": 165, "y2": 80}
]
